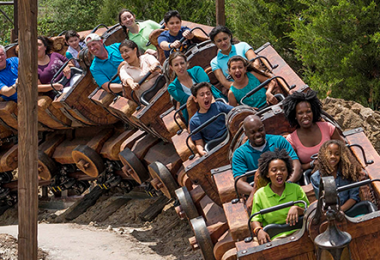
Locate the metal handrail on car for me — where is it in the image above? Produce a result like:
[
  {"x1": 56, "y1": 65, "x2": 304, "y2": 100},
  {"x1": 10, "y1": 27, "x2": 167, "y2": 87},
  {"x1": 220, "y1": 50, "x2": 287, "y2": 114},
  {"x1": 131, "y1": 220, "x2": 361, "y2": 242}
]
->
[
  {"x1": 241, "y1": 76, "x2": 296, "y2": 106},
  {"x1": 186, "y1": 112, "x2": 228, "y2": 160}
]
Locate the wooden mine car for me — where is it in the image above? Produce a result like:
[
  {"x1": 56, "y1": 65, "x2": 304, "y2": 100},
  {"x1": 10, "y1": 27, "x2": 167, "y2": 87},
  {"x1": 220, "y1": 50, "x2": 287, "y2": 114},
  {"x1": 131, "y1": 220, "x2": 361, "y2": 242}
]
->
[{"x1": 2, "y1": 19, "x2": 380, "y2": 260}]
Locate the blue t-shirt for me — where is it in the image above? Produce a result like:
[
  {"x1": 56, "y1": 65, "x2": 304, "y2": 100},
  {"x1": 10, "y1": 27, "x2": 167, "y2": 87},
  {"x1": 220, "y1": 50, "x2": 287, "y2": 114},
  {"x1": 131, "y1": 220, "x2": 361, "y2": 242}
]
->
[
  {"x1": 189, "y1": 101, "x2": 233, "y2": 143},
  {"x1": 311, "y1": 170, "x2": 360, "y2": 205},
  {"x1": 230, "y1": 72, "x2": 266, "y2": 108},
  {"x1": 210, "y1": 42, "x2": 252, "y2": 77},
  {"x1": 0, "y1": 57, "x2": 18, "y2": 102},
  {"x1": 90, "y1": 43, "x2": 124, "y2": 87},
  {"x1": 157, "y1": 26, "x2": 191, "y2": 58},
  {"x1": 168, "y1": 66, "x2": 227, "y2": 123},
  {"x1": 232, "y1": 135, "x2": 298, "y2": 182}
]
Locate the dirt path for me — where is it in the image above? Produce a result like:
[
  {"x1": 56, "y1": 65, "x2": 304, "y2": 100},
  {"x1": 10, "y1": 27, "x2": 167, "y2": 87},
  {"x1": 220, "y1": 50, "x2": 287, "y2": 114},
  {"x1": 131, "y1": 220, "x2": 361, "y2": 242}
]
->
[
  {"x1": 0, "y1": 194, "x2": 202, "y2": 260},
  {"x1": 0, "y1": 223, "x2": 167, "y2": 260}
]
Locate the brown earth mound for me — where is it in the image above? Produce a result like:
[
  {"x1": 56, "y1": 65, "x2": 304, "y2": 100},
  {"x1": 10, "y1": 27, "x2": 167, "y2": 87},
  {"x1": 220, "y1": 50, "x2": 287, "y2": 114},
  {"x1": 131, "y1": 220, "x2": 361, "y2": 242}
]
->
[
  {"x1": 322, "y1": 97, "x2": 380, "y2": 153},
  {"x1": 0, "y1": 234, "x2": 48, "y2": 260}
]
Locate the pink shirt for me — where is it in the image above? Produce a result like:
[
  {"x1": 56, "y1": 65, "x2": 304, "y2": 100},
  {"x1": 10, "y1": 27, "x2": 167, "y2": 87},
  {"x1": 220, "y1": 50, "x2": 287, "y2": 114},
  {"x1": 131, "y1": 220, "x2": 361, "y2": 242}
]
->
[
  {"x1": 286, "y1": 122, "x2": 335, "y2": 164},
  {"x1": 119, "y1": 54, "x2": 160, "y2": 98}
]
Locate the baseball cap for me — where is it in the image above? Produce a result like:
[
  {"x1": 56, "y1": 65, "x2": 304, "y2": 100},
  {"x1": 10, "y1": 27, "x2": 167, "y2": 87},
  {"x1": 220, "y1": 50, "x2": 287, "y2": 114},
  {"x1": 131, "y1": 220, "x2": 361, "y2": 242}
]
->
[{"x1": 85, "y1": 33, "x2": 102, "y2": 44}]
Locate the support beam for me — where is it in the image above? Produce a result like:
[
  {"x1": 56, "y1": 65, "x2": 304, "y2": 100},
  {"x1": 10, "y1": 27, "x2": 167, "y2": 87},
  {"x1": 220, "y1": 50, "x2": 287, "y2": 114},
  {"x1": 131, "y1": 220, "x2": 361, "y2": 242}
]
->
[
  {"x1": 17, "y1": 0, "x2": 38, "y2": 259},
  {"x1": 216, "y1": 0, "x2": 226, "y2": 26}
]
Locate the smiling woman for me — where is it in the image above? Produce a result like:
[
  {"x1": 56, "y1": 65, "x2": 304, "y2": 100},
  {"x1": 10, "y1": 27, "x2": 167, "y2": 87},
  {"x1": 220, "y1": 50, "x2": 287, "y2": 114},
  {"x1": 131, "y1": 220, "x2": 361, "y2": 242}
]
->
[
  {"x1": 37, "y1": 36, "x2": 74, "y2": 99},
  {"x1": 118, "y1": 39, "x2": 160, "y2": 99},
  {"x1": 118, "y1": 9, "x2": 161, "y2": 55},
  {"x1": 209, "y1": 25, "x2": 258, "y2": 89},
  {"x1": 283, "y1": 90, "x2": 344, "y2": 171}
]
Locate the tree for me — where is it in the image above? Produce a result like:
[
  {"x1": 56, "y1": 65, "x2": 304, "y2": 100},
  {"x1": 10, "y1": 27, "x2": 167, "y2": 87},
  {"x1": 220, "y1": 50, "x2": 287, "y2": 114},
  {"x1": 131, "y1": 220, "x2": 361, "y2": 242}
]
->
[
  {"x1": 290, "y1": 0, "x2": 380, "y2": 109},
  {"x1": 225, "y1": 0, "x2": 306, "y2": 70},
  {"x1": 0, "y1": 5, "x2": 14, "y2": 46}
]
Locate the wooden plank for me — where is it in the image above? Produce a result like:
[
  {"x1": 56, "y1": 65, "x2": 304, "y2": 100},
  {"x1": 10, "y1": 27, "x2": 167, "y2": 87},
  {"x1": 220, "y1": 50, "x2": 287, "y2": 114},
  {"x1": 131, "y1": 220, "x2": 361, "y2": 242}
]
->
[
  {"x1": 86, "y1": 128, "x2": 114, "y2": 152},
  {"x1": 120, "y1": 129, "x2": 146, "y2": 151},
  {"x1": 213, "y1": 231, "x2": 235, "y2": 260},
  {"x1": 0, "y1": 143, "x2": 18, "y2": 171},
  {"x1": 64, "y1": 186, "x2": 104, "y2": 221},
  {"x1": 345, "y1": 131, "x2": 380, "y2": 196},
  {"x1": 236, "y1": 232, "x2": 315, "y2": 260},
  {"x1": 199, "y1": 195, "x2": 226, "y2": 225},
  {"x1": 161, "y1": 109, "x2": 186, "y2": 135},
  {"x1": 256, "y1": 44, "x2": 307, "y2": 93},
  {"x1": 216, "y1": 0, "x2": 225, "y2": 26},
  {"x1": 138, "y1": 196, "x2": 170, "y2": 221},
  {"x1": 131, "y1": 134, "x2": 159, "y2": 159},
  {"x1": 214, "y1": 168, "x2": 236, "y2": 204},
  {"x1": 17, "y1": 0, "x2": 38, "y2": 258},
  {"x1": 100, "y1": 130, "x2": 136, "y2": 160},
  {"x1": 93, "y1": 197, "x2": 131, "y2": 222},
  {"x1": 171, "y1": 130, "x2": 196, "y2": 162},
  {"x1": 52, "y1": 138, "x2": 91, "y2": 164},
  {"x1": 38, "y1": 134, "x2": 65, "y2": 156},
  {"x1": 223, "y1": 201, "x2": 250, "y2": 241},
  {"x1": 184, "y1": 142, "x2": 231, "y2": 206}
]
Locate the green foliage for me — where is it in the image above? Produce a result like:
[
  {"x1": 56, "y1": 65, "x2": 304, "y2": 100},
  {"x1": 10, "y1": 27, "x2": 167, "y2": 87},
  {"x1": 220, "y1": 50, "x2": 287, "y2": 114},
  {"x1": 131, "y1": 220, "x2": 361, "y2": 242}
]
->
[
  {"x1": 225, "y1": 0, "x2": 306, "y2": 70},
  {"x1": 2, "y1": 0, "x2": 380, "y2": 109},
  {"x1": 38, "y1": 0, "x2": 102, "y2": 36},
  {"x1": 0, "y1": 5, "x2": 14, "y2": 46},
  {"x1": 97, "y1": 0, "x2": 216, "y2": 26},
  {"x1": 289, "y1": 0, "x2": 380, "y2": 108}
]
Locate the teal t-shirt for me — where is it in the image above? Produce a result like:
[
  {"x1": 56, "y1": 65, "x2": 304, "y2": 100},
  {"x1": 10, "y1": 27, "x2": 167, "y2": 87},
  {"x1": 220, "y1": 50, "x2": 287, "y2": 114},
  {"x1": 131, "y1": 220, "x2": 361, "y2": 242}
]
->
[
  {"x1": 230, "y1": 72, "x2": 266, "y2": 108},
  {"x1": 251, "y1": 182, "x2": 309, "y2": 239},
  {"x1": 128, "y1": 20, "x2": 161, "y2": 51}
]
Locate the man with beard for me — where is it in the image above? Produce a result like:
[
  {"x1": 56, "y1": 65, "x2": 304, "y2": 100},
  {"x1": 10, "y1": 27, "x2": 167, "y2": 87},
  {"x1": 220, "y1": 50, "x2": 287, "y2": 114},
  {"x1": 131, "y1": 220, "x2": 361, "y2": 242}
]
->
[{"x1": 232, "y1": 115, "x2": 302, "y2": 195}]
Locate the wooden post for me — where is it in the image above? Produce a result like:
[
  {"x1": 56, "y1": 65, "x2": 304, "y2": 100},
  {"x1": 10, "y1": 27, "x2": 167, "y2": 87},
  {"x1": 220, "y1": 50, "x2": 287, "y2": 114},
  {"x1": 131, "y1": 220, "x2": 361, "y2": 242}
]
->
[
  {"x1": 216, "y1": 0, "x2": 226, "y2": 26},
  {"x1": 17, "y1": 0, "x2": 38, "y2": 259}
]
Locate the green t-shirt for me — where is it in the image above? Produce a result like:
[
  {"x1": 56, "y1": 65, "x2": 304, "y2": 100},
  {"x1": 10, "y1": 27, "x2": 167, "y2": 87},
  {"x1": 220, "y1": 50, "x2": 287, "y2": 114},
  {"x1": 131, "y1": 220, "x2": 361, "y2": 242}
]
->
[
  {"x1": 251, "y1": 182, "x2": 309, "y2": 239},
  {"x1": 128, "y1": 20, "x2": 161, "y2": 51}
]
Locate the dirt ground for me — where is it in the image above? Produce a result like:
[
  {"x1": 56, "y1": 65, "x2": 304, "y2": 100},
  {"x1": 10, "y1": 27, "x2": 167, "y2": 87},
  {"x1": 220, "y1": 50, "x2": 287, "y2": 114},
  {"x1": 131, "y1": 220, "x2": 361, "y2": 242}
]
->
[
  {"x1": 0, "y1": 192, "x2": 202, "y2": 260},
  {"x1": 0, "y1": 97, "x2": 379, "y2": 260}
]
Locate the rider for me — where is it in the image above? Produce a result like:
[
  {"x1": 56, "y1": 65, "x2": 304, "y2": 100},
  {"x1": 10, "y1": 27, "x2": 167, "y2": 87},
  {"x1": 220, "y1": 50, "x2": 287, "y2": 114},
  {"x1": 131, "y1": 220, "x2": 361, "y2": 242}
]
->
[
  {"x1": 232, "y1": 115, "x2": 302, "y2": 195},
  {"x1": 0, "y1": 45, "x2": 17, "y2": 102},
  {"x1": 158, "y1": 10, "x2": 194, "y2": 58},
  {"x1": 85, "y1": 33, "x2": 124, "y2": 94},
  {"x1": 189, "y1": 82, "x2": 233, "y2": 156}
]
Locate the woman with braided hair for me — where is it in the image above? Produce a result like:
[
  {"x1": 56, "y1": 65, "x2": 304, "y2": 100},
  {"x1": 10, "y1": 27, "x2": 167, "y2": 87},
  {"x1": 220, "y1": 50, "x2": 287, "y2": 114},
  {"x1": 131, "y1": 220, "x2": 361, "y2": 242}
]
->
[
  {"x1": 311, "y1": 140, "x2": 362, "y2": 211},
  {"x1": 283, "y1": 90, "x2": 343, "y2": 172}
]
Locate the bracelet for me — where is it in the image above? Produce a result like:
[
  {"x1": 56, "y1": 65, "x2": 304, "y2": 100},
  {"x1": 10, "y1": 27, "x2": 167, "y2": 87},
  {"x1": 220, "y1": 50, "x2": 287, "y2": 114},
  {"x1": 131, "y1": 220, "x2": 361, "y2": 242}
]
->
[
  {"x1": 168, "y1": 43, "x2": 171, "y2": 49},
  {"x1": 253, "y1": 226, "x2": 263, "y2": 237}
]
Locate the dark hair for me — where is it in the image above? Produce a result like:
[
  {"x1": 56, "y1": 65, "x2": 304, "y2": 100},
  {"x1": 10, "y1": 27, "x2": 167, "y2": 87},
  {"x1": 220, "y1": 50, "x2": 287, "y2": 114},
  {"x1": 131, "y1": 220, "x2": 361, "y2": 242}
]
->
[
  {"x1": 118, "y1": 9, "x2": 136, "y2": 39},
  {"x1": 283, "y1": 90, "x2": 322, "y2": 128},
  {"x1": 164, "y1": 10, "x2": 181, "y2": 24},
  {"x1": 317, "y1": 140, "x2": 362, "y2": 182},
  {"x1": 119, "y1": 39, "x2": 140, "y2": 58},
  {"x1": 38, "y1": 36, "x2": 53, "y2": 54},
  {"x1": 191, "y1": 82, "x2": 212, "y2": 97},
  {"x1": 209, "y1": 25, "x2": 233, "y2": 44},
  {"x1": 258, "y1": 149, "x2": 293, "y2": 183},
  {"x1": 227, "y1": 56, "x2": 255, "y2": 73},
  {"x1": 65, "y1": 30, "x2": 80, "y2": 42}
]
